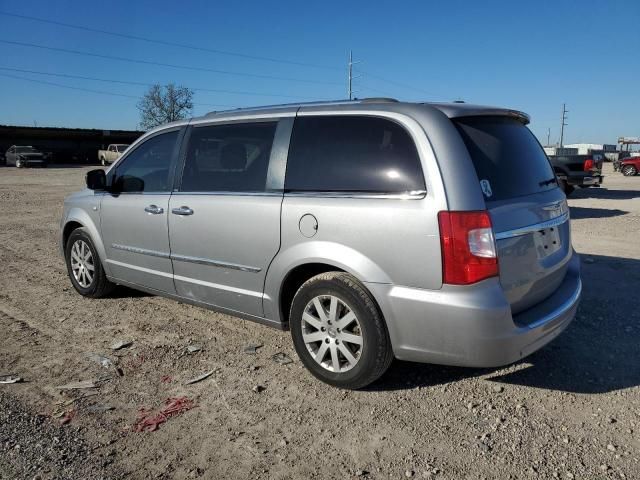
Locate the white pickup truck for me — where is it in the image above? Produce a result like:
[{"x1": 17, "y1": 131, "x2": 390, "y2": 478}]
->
[{"x1": 98, "y1": 144, "x2": 129, "y2": 166}]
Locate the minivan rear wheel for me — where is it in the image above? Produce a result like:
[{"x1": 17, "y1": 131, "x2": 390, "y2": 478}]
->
[
  {"x1": 65, "y1": 228, "x2": 115, "y2": 298},
  {"x1": 289, "y1": 272, "x2": 393, "y2": 389}
]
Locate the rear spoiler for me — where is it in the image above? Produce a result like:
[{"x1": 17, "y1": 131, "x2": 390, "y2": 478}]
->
[{"x1": 427, "y1": 103, "x2": 530, "y2": 125}]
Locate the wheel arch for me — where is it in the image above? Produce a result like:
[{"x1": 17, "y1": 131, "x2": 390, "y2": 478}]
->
[
  {"x1": 61, "y1": 208, "x2": 110, "y2": 276},
  {"x1": 264, "y1": 241, "x2": 392, "y2": 326}
]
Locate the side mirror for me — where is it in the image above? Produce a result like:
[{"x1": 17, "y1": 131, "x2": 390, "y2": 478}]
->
[{"x1": 86, "y1": 169, "x2": 106, "y2": 190}]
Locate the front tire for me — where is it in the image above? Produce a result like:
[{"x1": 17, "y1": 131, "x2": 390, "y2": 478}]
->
[
  {"x1": 65, "y1": 228, "x2": 115, "y2": 298},
  {"x1": 622, "y1": 165, "x2": 637, "y2": 176},
  {"x1": 290, "y1": 272, "x2": 393, "y2": 389},
  {"x1": 15, "y1": 159, "x2": 23, "y2": 168}
]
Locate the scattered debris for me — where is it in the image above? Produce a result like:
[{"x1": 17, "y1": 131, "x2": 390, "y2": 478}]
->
[
  {"x1": 86, "y1": 353, "x2": 114, "y2": 368},
  {"x1": 161, "y1": 375, "x2": 172, "y2": 383},
  {"x1": 55, "y1": 380, "x2": 97, "y2": 390},
  {"x1": 243, "y1": 343, "x2": 263, "y2": 355},
  {"x1": 252, "y1": 385, "x2": 266, "y2": 393},
  {"x1": 111, "y1": 340, "x2": 133, "y2": 351},
  {"x1": 185, "y1": 369, "x2": 215, "y2": 385},
  {"x1": 177, "y1": 344, "x2": 203, "y2": 359},
  {"x1": 491, "y1": 385, "x2": 504, "y2": 393},
  {"x1": 272, "y1": 352, "x2": 293, "y2": 365},
  {"x1": 0, "y1": 374, "x2": 23, "y2": 384},
  {"x1": 122, "y1": 353, "x2": 145, "y2": 370},
  {"x1": 133, "y1": 397, "x2": 196, "y2": 432}
]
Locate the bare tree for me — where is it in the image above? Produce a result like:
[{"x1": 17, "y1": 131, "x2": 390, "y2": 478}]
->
[{"x1": 137, "y1": 83, "x2": 194, "y2": 130}]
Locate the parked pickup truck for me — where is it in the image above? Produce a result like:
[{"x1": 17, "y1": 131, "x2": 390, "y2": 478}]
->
[
  {"x1": 98, "y1": 144, "x2": 129, "y2": 166},
  {"x1": 620, "y1": 156, "x2": 640, "y2": 176},
  {"x1": 548, "y1": 153, "x2": 604, "y2": 196}
]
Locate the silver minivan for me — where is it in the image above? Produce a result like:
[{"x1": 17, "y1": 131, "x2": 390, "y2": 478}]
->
[{"x1": 61, "y1": 99, "x2": 581, "y2": 389}]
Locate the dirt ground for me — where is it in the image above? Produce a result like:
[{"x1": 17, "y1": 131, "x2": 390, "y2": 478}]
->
[{"x1": 0, "y1": 163, "x2": 638, "y2": 480}]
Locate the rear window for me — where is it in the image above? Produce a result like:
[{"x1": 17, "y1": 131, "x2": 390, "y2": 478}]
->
[
  {"x1": 455, "y1": 117, "x2": 557, "y2": 201},
  {"x1": 285, "y1": 116, "x2": 425, "y2": 193}
]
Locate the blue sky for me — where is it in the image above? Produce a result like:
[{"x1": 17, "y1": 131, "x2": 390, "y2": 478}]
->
[{"x1": 0, "y1": 0, "x2": 638, "y2": 145}]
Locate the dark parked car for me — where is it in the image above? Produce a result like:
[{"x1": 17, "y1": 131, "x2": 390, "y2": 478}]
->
[
  {"x1": 548, "y1": 153, "x2": 603, "y2": 195},
  {"x1": 5, "y1": 145, "x2": 48, "y2": 168},
  {"x1": 620, "y1": 156, "x2": 640, "y2": 176}
]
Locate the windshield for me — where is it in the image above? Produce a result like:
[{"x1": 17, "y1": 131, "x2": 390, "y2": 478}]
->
[
  {"x1": 15, "y1": 146, "x2": 40, "y2": 153},
  {"x1": 455, "y1": 117, "x2": 557, "y2": 201}
]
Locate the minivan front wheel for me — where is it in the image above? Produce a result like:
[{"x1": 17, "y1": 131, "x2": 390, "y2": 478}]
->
[
  {"x1": 622, "y1": 165, "x2": 637, "y2": 176},
  {"x1": 290, "y1": 272, "x2": 393, "y2": 389},
  {"x1": 65, "y1": 228, "x2": 115, "y2": 298}
]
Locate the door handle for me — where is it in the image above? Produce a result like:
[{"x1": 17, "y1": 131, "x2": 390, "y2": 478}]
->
[
  {"x1": 144, "y1": 204, "x2": 164, "y2": 215},
  {"x1": 172, "y1": 206, "x2": 194, "y2": 216}
]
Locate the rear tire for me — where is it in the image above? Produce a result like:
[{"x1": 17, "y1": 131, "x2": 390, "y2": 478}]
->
[
  {"x1": 65, "y1": 228, "x2": 115, "y2": 298},
  {"x1": 101, "y1": 157, "x2": 107, "y2": 167},
  {"x1": 289, "y1": 272, "x2": 393, "y2": 389},
  {"x1": 558, "y1": 178, "x2": 574, "y2": 196},
  {"x1": 622, "y1": 165, "x2": 637, "y2": 177},
  {"x1": 15, "y1": 159, "x2": 23, "y2": 168}
]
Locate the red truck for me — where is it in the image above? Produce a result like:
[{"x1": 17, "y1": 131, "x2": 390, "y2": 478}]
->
[{"x1": 620, "y1": 156, "x2": 640, "y2": 176}]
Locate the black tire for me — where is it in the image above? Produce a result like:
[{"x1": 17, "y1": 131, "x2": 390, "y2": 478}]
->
[
  {"x1": 558, "y1": 178, "x2": 574, "y2": 196},
  {"x1": 622, "y1": 165, "x2": 637, "y2": 177},
  {"x1": 289, "y1": 272, "x2": 393, "y2": 389},
  {"x1": 65, "y1": 227, "x2": 115, "y2": 298}
]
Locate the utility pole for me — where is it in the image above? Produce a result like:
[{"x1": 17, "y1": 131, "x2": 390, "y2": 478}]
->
[
  {"x1": 547, "y1": 128, "x2": 551, "y2": 146},
  {"x1": 347, "y1": 50, "x2": 361, "y2": 100},
  {"x1": 559, "y1": 103, "x2": 568, "y2": 148},
  {"x1": 348, "y1": 50, "x2": 354, "y2": 100}
]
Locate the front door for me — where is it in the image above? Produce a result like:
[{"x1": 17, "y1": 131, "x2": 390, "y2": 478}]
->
[
  {"x1": 100, "y1": 129, "x2": 181, "y2": 293},
  {"x1": 168, "y1": 120, "x2": 285, "y2": 317}
]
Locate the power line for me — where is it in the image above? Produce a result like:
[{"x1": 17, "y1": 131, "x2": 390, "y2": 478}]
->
[
  {"x1": 0, "y1": 39, "x2": 343, "y2": 86},
  {"x1": 360, "y1": 70, "x2": 441, "y2": 97},
  {"x1": 0, "y1": 11, "x2": 341, "y2": 71},
  {"x1": 0, "y1": 66, "x2": 319, "y2": 99},
  {"x1": 0, "y1": 72, "x2": 235, "y2": 107}
]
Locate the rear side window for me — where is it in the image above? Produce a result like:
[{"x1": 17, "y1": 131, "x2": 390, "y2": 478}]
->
[
  {"x1": 181, "y1": 122, "x2": 277, "y2": 192},
  {"x1": 285, "y1": 116, "x2": 425, "y2": 193},
  {"x1": 455, "y1": 117, "x2": 557, "y2": 201}
]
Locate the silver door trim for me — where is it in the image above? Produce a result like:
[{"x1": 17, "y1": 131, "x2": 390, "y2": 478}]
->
[
  {"x1": 111, "y1": 243, "x2": 171, "y2": 258},
  {"x1": 112, "y1": 243, "x2": 261, "y2": 273},
  {"x1": 495, "y1": 212, "x2": 570, "y2": 240},
  {"x1": 173, "y1": 274, "x2": 264, "y2": 298},
  {"x1": 105, "y1": 259, "x2": 174, "y2": 278},
  {"x1": 171, "y1": 253, "x2": 262, "y2": 273}
]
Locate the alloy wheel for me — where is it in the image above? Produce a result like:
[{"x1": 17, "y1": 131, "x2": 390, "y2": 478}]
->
[
  {"x1": 70, "y1": 239, "x2": 95, "y2": 288},
  {"x1": 301, "y1": 295, "x2": 363, "y2": 373}
]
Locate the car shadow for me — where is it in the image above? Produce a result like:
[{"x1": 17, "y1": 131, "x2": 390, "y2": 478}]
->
[
  {"x1": 569, "y1": 206, "x2": 628, "y2": 219},
  {"x1": 571, "y1": 187, "x2": 640, "y2": 200},
  {"x1": 370, "y1": 253, "x2": 640, "y2": 394}
]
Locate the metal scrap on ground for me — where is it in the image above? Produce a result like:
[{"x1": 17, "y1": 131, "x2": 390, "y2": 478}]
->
[
  {"x1": 243, "y1": 343, "x2": 263, "y2": 354},
  {"x1": 0, "y1": 374, "x2": 23, "y2": 384},
  {"x1": 185, "y1": 369, "x2": 215, "y2": 385},
  {"x1": 111, "y1": 340, "x2": 133, "y2": 350}
]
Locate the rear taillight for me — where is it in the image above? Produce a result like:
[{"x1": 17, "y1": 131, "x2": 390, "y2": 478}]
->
[
  {"x1": 438, "y1": 211, "x2": 499, "y2": 285},
  {"x1": 583, "y1": 158, "x2": 594, "y2": 171}
]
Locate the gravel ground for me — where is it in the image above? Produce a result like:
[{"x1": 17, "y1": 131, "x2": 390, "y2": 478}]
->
[{"x1": 0, "y1": 163, "x2": 638, "y2": 479}]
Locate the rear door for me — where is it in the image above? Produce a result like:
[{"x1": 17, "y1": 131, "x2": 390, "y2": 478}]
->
[
  {"x1": 454, "y1": 117, "x2": 571, "y2": 315},
  {"x1": 167, "y1": 119, "x2": 290, "y2": 317}
]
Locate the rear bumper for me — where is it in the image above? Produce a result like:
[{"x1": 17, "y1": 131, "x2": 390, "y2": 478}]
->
[
  {"x1": 366, "y1": 252, "x2": 581, "y2": 367},
  {"x1": 568, "y1": 174, "x2": 603, "y2": 187}
]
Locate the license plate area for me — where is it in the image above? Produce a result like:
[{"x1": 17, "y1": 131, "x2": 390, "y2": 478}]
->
[{"x1": 534, "y1": 227, "x2": 562, "y2": 259}]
